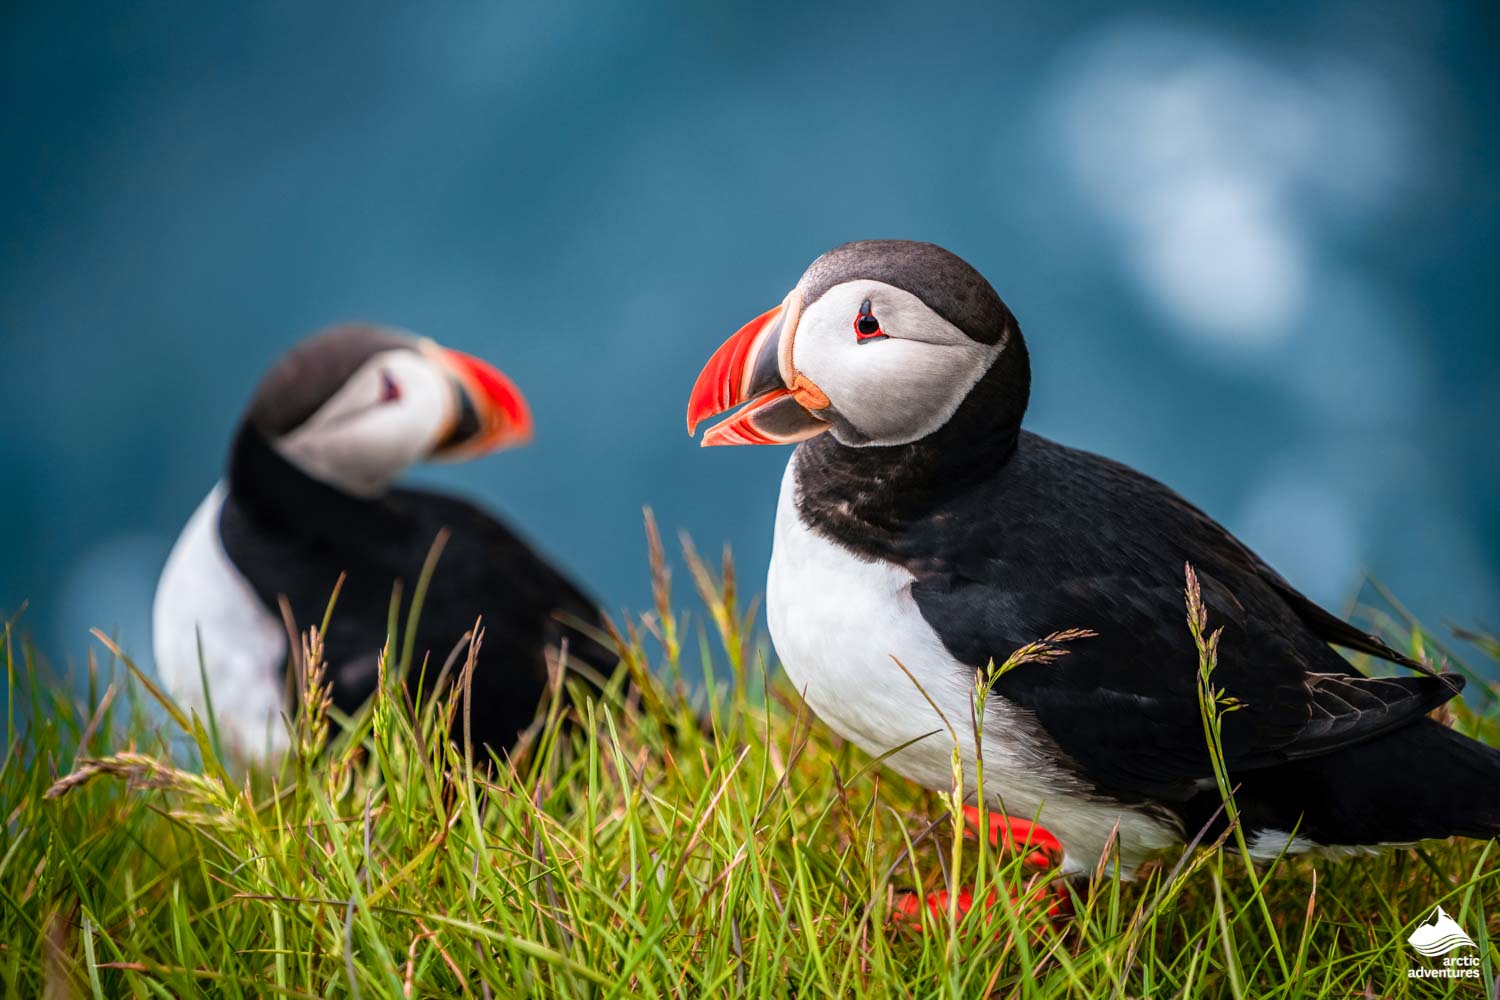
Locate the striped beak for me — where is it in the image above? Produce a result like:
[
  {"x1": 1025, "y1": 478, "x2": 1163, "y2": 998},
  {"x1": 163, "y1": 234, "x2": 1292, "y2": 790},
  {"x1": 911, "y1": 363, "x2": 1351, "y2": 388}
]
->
[
  {"x1": 428, "y1": 345, "x2": 534, "y2": 459},
  {"x1": 686, "y1": 289, "x2": 830, "y2": 447}
]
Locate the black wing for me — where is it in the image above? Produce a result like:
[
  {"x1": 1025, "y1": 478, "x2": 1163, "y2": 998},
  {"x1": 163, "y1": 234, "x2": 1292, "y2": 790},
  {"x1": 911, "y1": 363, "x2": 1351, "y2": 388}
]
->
[
  {"x1": 385, "y1": 488, "x2": 619, "y2": 689},
  {"x1": 304, "y1": 488, "x2": 617, "y2": 750},
  {"x1": 1264, "y1": 577, "x2": 1432, "y2": 674},
  {"x1": 222, "y1": 427, "x2": 616, "y2": 752},
  {"x1": 904, "y1": 433, "x2": 1460, "y2": 803}
]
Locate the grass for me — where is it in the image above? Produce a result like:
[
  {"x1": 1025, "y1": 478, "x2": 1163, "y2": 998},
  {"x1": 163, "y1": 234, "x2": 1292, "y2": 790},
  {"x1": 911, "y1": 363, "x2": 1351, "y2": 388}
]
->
[{"x1": 3, "y1": 518, "x2": 1498, "y2": 998}]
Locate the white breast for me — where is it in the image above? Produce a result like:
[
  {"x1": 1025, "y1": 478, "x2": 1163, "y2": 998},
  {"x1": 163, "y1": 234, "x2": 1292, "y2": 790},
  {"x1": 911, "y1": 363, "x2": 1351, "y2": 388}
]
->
[
  {"x1": 765, "y1": 456, "x2": 1179, "y2": 873},
  {"x1": 152, "y1": 483, "x2": 289, "y2": 758}
]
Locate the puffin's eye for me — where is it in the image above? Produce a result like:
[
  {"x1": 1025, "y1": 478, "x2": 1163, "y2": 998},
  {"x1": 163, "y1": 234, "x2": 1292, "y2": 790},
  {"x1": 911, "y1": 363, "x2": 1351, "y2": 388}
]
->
[
  {"x1": 854, "y1": 299, "x2": 886, "y2": 343},
  {"x1": 379, "y1": 371, "x2": 401, "y2": 403}
]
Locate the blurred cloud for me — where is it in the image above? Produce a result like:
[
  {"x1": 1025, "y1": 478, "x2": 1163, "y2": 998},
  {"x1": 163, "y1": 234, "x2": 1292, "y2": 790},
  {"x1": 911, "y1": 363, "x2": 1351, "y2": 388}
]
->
[{"x1": 1045, "y1": 17, "x2": 1414, "y2": 351}]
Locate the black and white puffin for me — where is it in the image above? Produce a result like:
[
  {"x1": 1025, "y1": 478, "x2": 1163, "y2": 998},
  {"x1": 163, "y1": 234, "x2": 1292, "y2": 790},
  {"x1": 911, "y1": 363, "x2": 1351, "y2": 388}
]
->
[
  {"x1": 154, "y1": 324, "x2": 614, "y2": 758},
  {"x1": 686, "y1": 239, "x2": 1500, "y2": 874}
]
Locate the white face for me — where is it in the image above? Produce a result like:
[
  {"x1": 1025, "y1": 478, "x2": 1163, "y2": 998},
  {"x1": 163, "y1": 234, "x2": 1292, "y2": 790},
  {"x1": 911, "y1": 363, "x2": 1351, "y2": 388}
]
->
[
  {"x1": 275, "y1": 348, "x2": 458, "y2": 496},
  {"x1": 789, "y1": 280, "x2": 1004, "y2": 446}
]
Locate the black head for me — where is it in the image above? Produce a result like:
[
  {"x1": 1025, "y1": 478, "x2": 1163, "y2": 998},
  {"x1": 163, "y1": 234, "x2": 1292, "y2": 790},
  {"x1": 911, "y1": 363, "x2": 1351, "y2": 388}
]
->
[
  {"x1": 246, "y1": 324, "x2": 416, "y2": 438},
  {"x1": 798, "y1": 240, "x2": 1016, "y2": 347},
  {"x1": 687, "y1": 239, "x2": 1029, "y2": 450},
  {"x1": 239, "y1": 324, "x2": 533, "y2": 496}
]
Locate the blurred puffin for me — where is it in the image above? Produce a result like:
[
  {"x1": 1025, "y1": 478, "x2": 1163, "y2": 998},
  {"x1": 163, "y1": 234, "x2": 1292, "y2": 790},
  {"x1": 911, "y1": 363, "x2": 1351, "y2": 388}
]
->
[
  {"x1": 687, "y1": 240, "x2": 1500, "y2": 875},
  {"x1": 155, "y1": 324, "x2": 614, "y2": 758}
]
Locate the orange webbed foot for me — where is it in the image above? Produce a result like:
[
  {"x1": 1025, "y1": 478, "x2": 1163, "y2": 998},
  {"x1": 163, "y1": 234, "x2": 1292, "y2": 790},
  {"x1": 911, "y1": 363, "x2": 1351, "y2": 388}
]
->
[
  {"x1": 962, "y1": 805, "x2": 1063, "y2": 870},
  {"x1": 890, "y1": 810, "x2": 1072, "y2": 933}
]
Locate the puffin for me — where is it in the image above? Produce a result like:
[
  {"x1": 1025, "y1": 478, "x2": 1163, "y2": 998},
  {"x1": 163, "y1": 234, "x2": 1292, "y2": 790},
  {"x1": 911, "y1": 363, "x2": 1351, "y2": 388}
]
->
[
  {"x1": 686, "y1": 239, "x2": 1500, "y2": 875},
  {"x1": 154, "y1": 324, "x2": 615, "y2": 758}
]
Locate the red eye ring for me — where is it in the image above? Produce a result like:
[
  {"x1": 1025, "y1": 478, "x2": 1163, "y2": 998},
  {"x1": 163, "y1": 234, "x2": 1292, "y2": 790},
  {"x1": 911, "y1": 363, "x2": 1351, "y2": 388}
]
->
[
  {"x1": 854, "y1": 298, "x2": 887, "y2": 343},
  {"x1": 379, "y1": 370, "x2": 401, "y2": 402}
]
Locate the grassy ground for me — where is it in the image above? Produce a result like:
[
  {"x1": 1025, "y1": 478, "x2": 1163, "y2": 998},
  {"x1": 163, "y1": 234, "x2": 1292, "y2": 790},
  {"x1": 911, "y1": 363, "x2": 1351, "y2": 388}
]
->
[{"x1": 3, "y1": 525, "x2": 1498, "y2": 998}]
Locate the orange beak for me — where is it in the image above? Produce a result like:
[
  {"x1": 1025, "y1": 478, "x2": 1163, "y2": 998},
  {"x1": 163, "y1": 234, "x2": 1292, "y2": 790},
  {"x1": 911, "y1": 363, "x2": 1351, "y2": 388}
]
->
[
  {"x1": 686, "y1": 289, "x2": 830, "y2": 447},
  {"x1": 432, "y1": 346, "x2": 534, "y2": 458}
]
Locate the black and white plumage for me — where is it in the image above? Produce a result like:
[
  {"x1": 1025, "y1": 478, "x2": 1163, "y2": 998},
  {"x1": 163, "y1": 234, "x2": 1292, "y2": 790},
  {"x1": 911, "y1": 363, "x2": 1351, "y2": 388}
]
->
[
  {"x1": 688, "y1": 239, "x2": 1500, "y2": 873},
  {"x1": 154, "y1": 324, "x2": 614, "y2": 758}
]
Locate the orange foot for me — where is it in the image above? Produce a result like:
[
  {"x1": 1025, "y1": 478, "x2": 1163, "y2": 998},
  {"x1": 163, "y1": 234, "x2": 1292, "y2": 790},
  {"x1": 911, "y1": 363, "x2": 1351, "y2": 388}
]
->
[
  {"x1": 962, "y1": 806, "x2": 1063, "y2": 870},
  {"x1": 891, "y1": 881, "x2": 1073, "y2": 927},
  {"x1": 890, "y1": 808, "x2": 1070, "y2": 931}
]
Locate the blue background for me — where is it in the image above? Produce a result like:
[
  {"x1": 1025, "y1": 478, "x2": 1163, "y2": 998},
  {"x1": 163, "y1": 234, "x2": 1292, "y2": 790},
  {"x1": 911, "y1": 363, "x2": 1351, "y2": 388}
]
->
[{"x1": 3, "y1": 1, "x2": 1496, "y2": 673}]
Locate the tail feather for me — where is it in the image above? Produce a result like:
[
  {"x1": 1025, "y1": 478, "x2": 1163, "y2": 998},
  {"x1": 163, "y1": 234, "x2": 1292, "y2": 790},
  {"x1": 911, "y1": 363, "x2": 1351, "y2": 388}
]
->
[{"x1": 1187, "y1": 719, "x2": 1500, "y2": 851}]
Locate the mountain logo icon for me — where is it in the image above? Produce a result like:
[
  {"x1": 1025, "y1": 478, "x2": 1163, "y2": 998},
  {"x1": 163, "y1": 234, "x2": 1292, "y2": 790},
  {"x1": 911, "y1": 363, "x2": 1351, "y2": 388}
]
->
[{"x1": 1407, "y1": 907, "x2": 1477, "y2": 957}]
